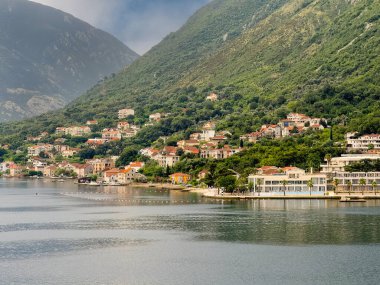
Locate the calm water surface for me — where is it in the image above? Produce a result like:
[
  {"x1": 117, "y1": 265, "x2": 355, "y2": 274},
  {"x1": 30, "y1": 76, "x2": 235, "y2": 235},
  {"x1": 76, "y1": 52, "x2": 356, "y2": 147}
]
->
[{"x1": 1, "y1": 178, "x2": 380, "y2": 285}]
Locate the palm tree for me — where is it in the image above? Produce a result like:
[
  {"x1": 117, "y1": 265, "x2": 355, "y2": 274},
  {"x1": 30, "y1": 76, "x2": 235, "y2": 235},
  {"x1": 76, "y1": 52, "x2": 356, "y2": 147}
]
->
[
  {"x1": 333, "y1": 179, "x2": 339, "y2": 192},
  {"x1": 307, "y1": 179, "x2": 314, "y2": 196},
  {"x1": 359, "y1": 178, "x2": 366, "y2": 196},
  {"x1": 282, "y1": 180, "x2": 288, "y2": 196},
  {"x1": 333, "y1": 179, "x2": 339, "y2": 193},
  {"x1": 325, "y1": 153, "x2": 332, "y2": 170},
  {"x1": 372, "y1": 180, "x2": 377, "y2": 196},
  {"x1": 347, "y1": 180, "x2": 352, "y2": 196},
  {"x1": 257, "y1": 179, "x2": 262, "y2": 196}
]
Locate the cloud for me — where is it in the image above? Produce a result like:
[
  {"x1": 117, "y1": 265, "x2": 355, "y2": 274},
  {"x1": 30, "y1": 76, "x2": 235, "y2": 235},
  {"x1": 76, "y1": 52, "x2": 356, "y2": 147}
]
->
[{"x1": 30, "y1": 0, "x2": 211, "y2": 54}]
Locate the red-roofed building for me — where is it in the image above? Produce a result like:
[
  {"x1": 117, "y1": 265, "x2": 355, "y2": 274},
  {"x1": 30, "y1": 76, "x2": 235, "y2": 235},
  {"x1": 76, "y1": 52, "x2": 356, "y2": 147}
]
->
[{"x1": 170, "y1": 173, "x2": 191, "y2": 184}]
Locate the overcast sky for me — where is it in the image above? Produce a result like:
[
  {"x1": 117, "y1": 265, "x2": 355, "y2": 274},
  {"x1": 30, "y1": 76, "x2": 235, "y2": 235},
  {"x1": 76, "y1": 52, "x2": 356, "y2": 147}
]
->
[{"x1": 30, "y1": 0, "x2": 211, "y2": 54}]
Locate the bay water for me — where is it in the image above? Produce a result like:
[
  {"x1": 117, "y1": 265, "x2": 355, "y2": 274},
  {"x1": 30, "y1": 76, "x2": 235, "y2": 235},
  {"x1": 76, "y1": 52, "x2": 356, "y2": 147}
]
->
[{"x1": 1, "y1": 178, "x2": 379, "y2": 284}]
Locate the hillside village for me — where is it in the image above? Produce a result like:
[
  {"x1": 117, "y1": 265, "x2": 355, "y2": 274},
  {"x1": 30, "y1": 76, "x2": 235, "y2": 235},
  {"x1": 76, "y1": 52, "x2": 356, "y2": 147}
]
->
[{"x1": 0, "y1": 95, "x2": 380, "y2": 194}]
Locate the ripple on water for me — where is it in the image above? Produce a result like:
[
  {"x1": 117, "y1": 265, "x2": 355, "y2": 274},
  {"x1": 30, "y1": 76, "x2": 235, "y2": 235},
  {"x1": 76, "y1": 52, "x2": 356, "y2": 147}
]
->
[{"x1": 0, "y1": 238, "x2": 149, "y2": 260}]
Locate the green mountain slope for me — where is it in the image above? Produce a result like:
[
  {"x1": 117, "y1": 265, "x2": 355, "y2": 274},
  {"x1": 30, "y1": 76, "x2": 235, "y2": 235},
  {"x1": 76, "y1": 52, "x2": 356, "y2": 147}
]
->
[
  {"x1": 0, "y1": 0, "x2": 139, "y2": 121},
  {"x1": 1, "y1": 0, "x2": 379, "y2": 145}
]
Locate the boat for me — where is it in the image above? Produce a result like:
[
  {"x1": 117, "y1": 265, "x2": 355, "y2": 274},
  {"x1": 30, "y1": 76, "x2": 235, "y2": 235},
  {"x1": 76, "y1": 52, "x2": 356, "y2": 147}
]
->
[
  {"x1": 339, "y1": 197, "x2": 367, "y2": 203},
  {"x1": 57, "y1": 179, "x2": 65, "y2": 183},
  {"x1": 88, "y1": 181, "x2": 101, "y2": 186}
]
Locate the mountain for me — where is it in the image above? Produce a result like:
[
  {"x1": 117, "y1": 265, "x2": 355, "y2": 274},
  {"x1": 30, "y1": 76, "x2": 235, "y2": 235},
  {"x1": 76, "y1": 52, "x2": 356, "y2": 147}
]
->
[
  {"x1": 0, "y1": 0, "x2": 139, "y2": 121},
  {"x1": 0, "y1": 0, "x2": 379, "y2": 145}
]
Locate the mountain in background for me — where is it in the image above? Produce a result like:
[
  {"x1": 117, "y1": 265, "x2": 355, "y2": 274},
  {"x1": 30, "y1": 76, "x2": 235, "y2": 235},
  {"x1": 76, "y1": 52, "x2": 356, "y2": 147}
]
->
[
  {"x1": 0, "y1": 0, "x2": 139, "y2": 121},
  {"x1": 0, "y1": 0, "x2": 379, "y2": 143}
]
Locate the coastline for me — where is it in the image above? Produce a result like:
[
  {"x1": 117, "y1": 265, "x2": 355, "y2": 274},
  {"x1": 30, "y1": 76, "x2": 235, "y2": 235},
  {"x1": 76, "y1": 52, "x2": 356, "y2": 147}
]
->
[{"x1": 201, "y1": 191, "x2": 380, "y2": 200}]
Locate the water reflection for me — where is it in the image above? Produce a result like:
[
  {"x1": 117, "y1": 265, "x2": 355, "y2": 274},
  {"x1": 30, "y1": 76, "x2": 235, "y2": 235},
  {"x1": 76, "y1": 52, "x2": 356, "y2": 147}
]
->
[{"x1": 1, "y1": 179, "x2": 380, "y2": 247}]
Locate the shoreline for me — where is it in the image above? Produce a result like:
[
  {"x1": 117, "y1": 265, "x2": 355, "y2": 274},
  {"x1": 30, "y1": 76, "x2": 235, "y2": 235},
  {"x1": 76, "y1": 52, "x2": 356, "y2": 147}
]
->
[{"x1": 202, "y1": 191, "x2": 380, "y2": 200}]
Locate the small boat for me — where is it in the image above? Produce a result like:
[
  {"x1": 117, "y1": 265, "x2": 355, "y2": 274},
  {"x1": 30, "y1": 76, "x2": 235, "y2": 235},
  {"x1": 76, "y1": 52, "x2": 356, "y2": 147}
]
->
[
  {"x1": 57, "y1": 179, "x2": 65, "y2": 183},
  {"x1": 339, "y1": 197, "x2": 367, "y2": 202},
  {"x1": 88, "y1": 181, "x2": 101, "y2": 186}
]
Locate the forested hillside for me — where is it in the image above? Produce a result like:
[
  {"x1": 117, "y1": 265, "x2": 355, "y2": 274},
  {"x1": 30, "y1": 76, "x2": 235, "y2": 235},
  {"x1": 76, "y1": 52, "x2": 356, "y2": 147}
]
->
[{"x1": 0, "y1": 0, "x2": 379, "y2": 146}]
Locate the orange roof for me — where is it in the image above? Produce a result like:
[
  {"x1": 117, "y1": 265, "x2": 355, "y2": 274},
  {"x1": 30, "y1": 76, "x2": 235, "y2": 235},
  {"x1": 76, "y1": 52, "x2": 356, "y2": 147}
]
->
[{"x1": 170, "y1": 173, "x2": 190, "y2": 177}]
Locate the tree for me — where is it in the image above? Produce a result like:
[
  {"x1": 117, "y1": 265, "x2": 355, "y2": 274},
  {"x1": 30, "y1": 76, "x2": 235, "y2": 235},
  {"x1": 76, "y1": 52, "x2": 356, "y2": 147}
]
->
[
  {"x1": 372, "y1": 180, "x2": 378, "y2": 195},
  {"x1": 116, "y1": 147, "x2": 139, "y2": 167},
  {"x1": 216, "y1": 175, "x2": 236, "y2": 193},
  {"x1": 248, "y1": 181, "x2": 254, "y2": 193},
  {"x1": 239, "y1": 139, "x2": 244, "y2": 148},
  {"x1": 78, "y1": 148, "x2": 96, "y2": 160},
  {"x1": 347, "y1": 180, "x2": 352, "y2": 196},
  {"x1": 325, "y1": 153, "x2": 332, "y2": 169},
  {"x1": 333, "y1": 179, "x2": 339, "y2": 192},
  {"x1": 281, "y1": 180, "x2": 288, "y2": 196},
  {"x1": 307, "y1": 179, "x2": 314, "y2": 196},
  {"x1": 256, "y1": 178, "x2": 263, "y2": 196},
  {"x1": 359, "y1": 178, "x2": 366, "y2": 196}
]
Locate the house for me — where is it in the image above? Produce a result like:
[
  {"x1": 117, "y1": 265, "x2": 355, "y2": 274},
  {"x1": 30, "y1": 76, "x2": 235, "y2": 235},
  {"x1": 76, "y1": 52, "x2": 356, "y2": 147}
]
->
[
  {"x1": 240, "y1": 132, "x2": 262, "y2": 143},
  {"x1": 162, "y1": 146, "x2": 178, "y2": 155},
  {"x1": 286, "y1": 113, "x2": 311, "y2": 127},
  {"x1": 346, "y1": 133, "x2": 380, "y2": 151},
  {"x1": 0, "y1": 161, "x2": 14, "y2": 173},
  {"x1": 210, "y1": 135, "x2": 227, "y2": 144},
  {"x1": 332, "y1": 171, "x2": 380, "y2": 192},
  {"x1": 183, "y1": 146, "x2": 200, "y2": 155},
  {"x1": 200, "y1": 122, "x2": 215, "y2": 141},
  {"x1": 28, "y1": 157, "x2": 48, "y2": 172},
  {"x1": 149, "y1": 113, "x2": 162, "y2": 122},
  {"x1": 155, "y1": 153, "x2": 180, "y2": 167},
  {"x1": 102, "y1": 129, "x2": 122, "y2": 140},
  {"x1": 206, "y1": 92, "x2": 218, "y2": 102},
  {"x1": 61, "y1": 148, "x2": 80, "y2": 158},
  {"x1": 177, "y1": 140, "x2": 200, "y2": 148},
  {"x1": 62, "y1": 163, "x2": 93, "y2": 178},
  {"x1": 86, "y1": 138, "x2": 108, "y2": 147},
  {"x1": 9, "y1": 164, "x2": 24, "y2": 177},
  {"x1": 86, "y1": 120, "x2": 98, "y2": 125},
  {"x1": 27, "y1": 144, "x2": 54, "y2": 157},
  {"x1": 198, "y1": 169, "x2": 209, "y2": 180},
  {"x1": 103, "y1": 168, "x2": 121, "y2": 182},
  {"x1": 201, "y1": 145, "x2": 242, "y2": 160},
  {"x1": 43, "y1": 165, "x2": 57, "y2": 177},
  {"x1": 140, "y1": 148, "x2": 160, "y2": 158},
  {"x1": 248, "y1": 167, "x2": 327, "y2": 194},
  {"x1": 117, "y1": 167, "x2": 137, "y2": 184},
  {"x1": 88, "y1": 158, "x2": 115, "y2": 174},
  {"x1": 260, "y1": 125, "x2": 282, "y2": 138},
  {"x1": 118, "y1": 108, "x2": 135, "y2": 119},
  {"x1": 55, "y1": 126, "x2": 91, "y2": 137},
  {"x1": 320, "y1": 154, "x2": 380, "y2": 173},
  {"x1": 129, "y1": 161, "x2": 145, "y2": 171},
  {"x1": 190, "y1": 133, "x2": 202, "y2": 140},
  {"x1": 117, "y1": 121, "x2": 130, "y2": 130},
  {"x1": 170, "y1": 173, "x2": 191, "y2": 184},
  {"x1": 121, "y1": 129, "x2": 138, "y2": 138}
]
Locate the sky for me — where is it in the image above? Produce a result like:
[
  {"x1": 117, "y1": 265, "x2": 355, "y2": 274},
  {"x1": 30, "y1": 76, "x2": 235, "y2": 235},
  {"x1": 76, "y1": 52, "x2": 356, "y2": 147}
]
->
[{"x1": 30, "y1": 0, "x2": 211, "y2": 55}]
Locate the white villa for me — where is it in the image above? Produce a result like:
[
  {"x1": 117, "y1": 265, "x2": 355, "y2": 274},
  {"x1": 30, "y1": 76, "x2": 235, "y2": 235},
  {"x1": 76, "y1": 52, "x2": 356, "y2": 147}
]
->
[
  {"x1": 321, "y1": 154, "x2": 380, "y2": 173},
  {"x1": 346, "y1": 132, "x2": 380, "y2": 151},
  {"x1": 248, "y1": 167, "x2": 327, "y2": 194}
]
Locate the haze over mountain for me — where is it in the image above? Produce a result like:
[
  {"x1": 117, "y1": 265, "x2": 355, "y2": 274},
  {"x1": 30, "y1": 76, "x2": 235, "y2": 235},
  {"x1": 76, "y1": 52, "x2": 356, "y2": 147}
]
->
[
  {"x1": 0, "y1": 0, "x2": 139, "y2": 121},
  {"x1": 0, "y1": 0, "x2": 379, "y2": 143}
]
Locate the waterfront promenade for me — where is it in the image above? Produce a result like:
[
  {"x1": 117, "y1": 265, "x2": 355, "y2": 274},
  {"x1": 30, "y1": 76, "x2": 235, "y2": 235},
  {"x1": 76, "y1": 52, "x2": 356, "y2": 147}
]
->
[{"x1": 202, "y1": 190, "x2": 380, "y2": 200}]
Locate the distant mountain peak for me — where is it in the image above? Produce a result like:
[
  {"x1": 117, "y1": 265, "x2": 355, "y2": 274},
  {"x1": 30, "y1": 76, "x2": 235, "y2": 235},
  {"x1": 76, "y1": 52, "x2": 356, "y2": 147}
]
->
[{"x1": 0, "y1": 0, "x2": 139, "y2": 121}]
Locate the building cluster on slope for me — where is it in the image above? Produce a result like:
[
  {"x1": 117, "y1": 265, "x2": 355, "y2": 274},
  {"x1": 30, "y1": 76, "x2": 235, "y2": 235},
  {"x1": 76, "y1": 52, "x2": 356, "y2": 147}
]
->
[
  {"x1": 5, "y1": 105, "x2": 380, "y2": 192},
  {"x1": 240, "y1": 113, "x2": 326, "y2": 143}
]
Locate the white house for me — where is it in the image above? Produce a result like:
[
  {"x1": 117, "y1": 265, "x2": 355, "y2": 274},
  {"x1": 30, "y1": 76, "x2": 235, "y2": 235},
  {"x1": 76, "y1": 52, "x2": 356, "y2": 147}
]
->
[{"x1": 248, "y1": 167, "x2": 327, "y2": 194}]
